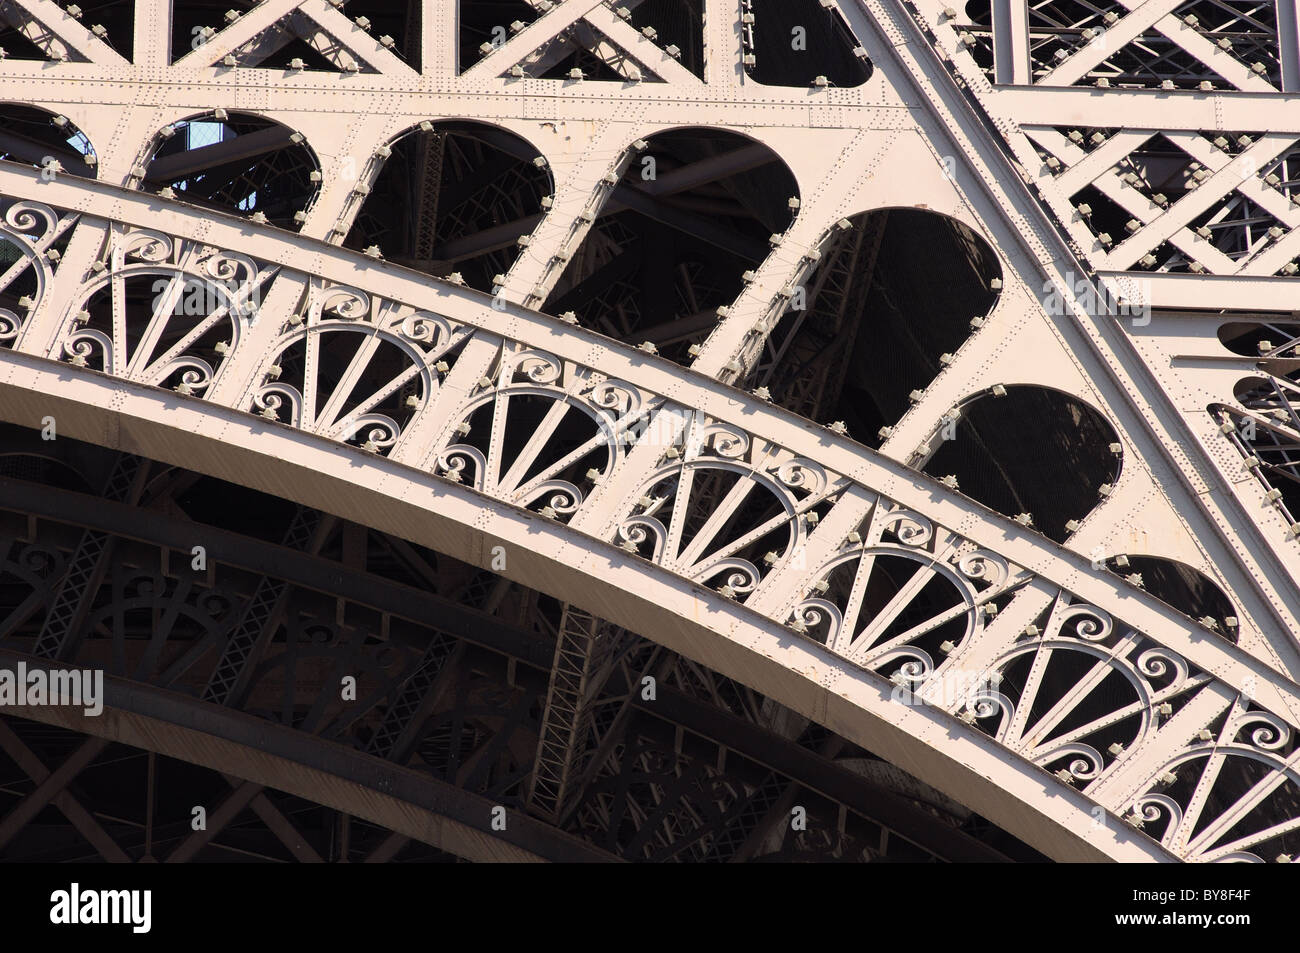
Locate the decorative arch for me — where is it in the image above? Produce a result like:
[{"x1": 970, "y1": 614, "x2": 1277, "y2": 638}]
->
[
  {"x1": 0, "y1": 103, "x2": 98, "y2": 177},
  {"x1": 251, "y1": 283, "x2": 461, "y2": 453},
  {"x1": 56, "y1": 228, "x2": 265, "y2": 398},
  {"x1": 0, "y1": 198, "x2": 77, "y2": 348},
  {"x1": 543, "y1": 126, "x2": 800, "y2": 364}
]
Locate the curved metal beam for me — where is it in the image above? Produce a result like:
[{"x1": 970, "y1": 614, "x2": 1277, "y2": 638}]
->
[
  {"x1": 0, "y1": 351, "x2": 1177, "y2": 862},
  {"x1": 0, "y1": 470, "x2": 1017, "y2": 862},
  {"x1": 0, "y1": 649, "x2": 619, "y2": 863}
]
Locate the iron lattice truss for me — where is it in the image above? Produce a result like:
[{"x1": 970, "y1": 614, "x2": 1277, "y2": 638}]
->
[
  {"x1": 0, "y1": 439, "x2": 1038, "y2": 862},
  {"x1": 0, "y1": 0, "x2": 1297, "y2": 863}
]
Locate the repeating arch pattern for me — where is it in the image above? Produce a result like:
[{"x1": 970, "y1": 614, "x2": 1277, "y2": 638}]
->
[
  {"x1": 252, "y1": 280, "x2": 458, "y2": 450},
  {"x1": 0, "y1": 181, "x2": 1290, "y2": 861},
  {"x1": 61, "y1": 226, "x2": 272, "y2": 396}
]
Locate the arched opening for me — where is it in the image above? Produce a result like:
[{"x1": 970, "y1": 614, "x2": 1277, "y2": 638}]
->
[
  {"x1": 344, "y1": 121, "x2": 552, "y2": 294},
  {"x1": 140, "y1": 111, "x2": 321, "y2": 230},
  {"x1": 922, "y1": 385, "x2": 1122, "y2": 543},
  {"x1": 1212, "y1": 374, "x2": 1300, "y2": 518},
  {"x1": 1103, "y1": 555, "x2": 1237, "y2": 638},
  {"x1": 460, "y1": 0, "x2": 704, "y2": 81},
  {"x1": 743, "y1": 0, "x2": 871, "y2": 87},
  {"x1": 1219, "y1": 320, "x2": 1300, "y2": 358},
  {"x1": 752, "y1": 208, "x2": 1001, "y2": 436},
  {"x1": 0, "y1": 104, "x2": 97, "y2": 177},
  {"x1": 543, "y1": 127, "x2": 799, "y2": 365}
]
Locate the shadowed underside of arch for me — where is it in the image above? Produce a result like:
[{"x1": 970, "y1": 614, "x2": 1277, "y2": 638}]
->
[
  {"x1": 0, "y1": 428, "x2": 1045, "y2": 863},
  {"x1": 0, "y1": 345, "x2": 1276, "y2": 863},
  {"x1": 0, "y1": 157, "x2": 1296, "y2": 861}
]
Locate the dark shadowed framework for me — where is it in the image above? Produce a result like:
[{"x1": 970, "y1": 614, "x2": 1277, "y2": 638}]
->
[
  {"x1": 1103, "y1": 555, "x2": 1237, "y2": 638},
  {"x1": 0, "y1": 0, "x2": 133, "y2": 60},
  {"x1": 744, "y1": 0, "x2": 872, "y2": 87},
  {"x1": 139, "y1": 110, "x2": 322, "y2": 231},
  {"x1": 1212, "y1": 319, "x2": 1300, "y2": 526},
  {"x1": 544, "y1": 127, "x2": 799, "y2": 365},
  {"x1": 922, "y1": 384, "x2": 1123, "y2": 544},
  {"x1": 459, "y1": 0, "x2": 707, "y2": 79},
  {"x1": 344, "y1": 120, "x2": 553, "y2": 293},
  {"x1": 0, "y1": 103, "x2": 97, "y2": 179},
  {"x1": 3, "y1": 0, "x2": 1280, "y2": 865},
  {"x1": 749, "y1": 208, "x2": 1003, "y2": 440},
  {"x1": 957, "y1": 0, "x2": 1283, "y2": 89},
  {"x1": 169, "y1": 0, "x2": 422, "y2": 68},
  {"x1": 0, "y1": 423, "x2": 1046, "y2": 863}
]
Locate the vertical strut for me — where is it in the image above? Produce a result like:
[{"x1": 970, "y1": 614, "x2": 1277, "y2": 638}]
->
[{"x1": 32, "y1": 454, "x2": 146, "y2": 661}]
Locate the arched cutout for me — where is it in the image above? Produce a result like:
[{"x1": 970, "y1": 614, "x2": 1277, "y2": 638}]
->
[
  {"x1": 140, "y1": 111, "x2": 321, "y2": 230},
  {"x1": 0, "y1": 104, "x2": 97, "y2": 177},
  {"x1": 344, "y1": 121, "x2": 552, "y2": 294},
  {"x1": 744, "y1": 0, "x2": 872, "y2": 87},
  {"x1": 1233, "y1": 374, "x2": 1274, "y2": 404},
  {"x1": 543, "y1": 127, "x2": 799, "y2": 364},
  {"x1": 752, "y1": 208, "x2": 1001, "y2": 437},
  {"x1": 1219, "y1": 320, "x2": 1300, "y2": 358},
  {"x1": 1103, "y1": 555, "x2": 1237, "y2": 639},
  {"x1": 922, "y1": 385, "x2": 1122, "y2": 543}
]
